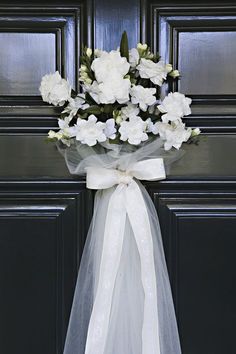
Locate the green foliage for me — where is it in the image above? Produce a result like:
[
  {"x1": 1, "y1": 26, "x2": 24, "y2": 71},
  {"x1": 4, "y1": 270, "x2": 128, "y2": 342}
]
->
[{"x1": 120, "y1": 31, "x2": 129, "y2": 61}]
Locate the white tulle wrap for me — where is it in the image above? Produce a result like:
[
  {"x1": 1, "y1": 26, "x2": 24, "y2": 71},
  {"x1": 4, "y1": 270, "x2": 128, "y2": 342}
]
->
[{"x1": 59, "y1": 138, "x2": 182, "y2": 354}]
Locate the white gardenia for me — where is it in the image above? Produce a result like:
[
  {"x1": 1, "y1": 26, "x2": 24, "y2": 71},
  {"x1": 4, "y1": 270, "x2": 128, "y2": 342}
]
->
[
  {"x1": 119, "y1": 115, "x2": 148, "y2": 145},
  {"x1": 104, "y1": 118, "x2": 117, "y2": 139},
  {"x1": 137, "y1": 59, "x2": 172, "y2": 86},
  {"x1": 120, "y1": 103, "x2": 140, "y2": 120},
  {"x1": 91, "y1": 50, "x2": 130, "y2": 83},
  {"x1": 86, "y1": 74, "x2": 131, "y2": 105},
  {"x1": 62, "y1": 95, "x2": 89, "y2": 120},
  {"x1": 130, "y1": 85, "x2": 156, "y2": 111},
  {"x1": 75, "y1": 115, "x2": 106, "y2": 146},
  {"x1": 158, "y1": 92, "x2": 192, "y2": 123},
  {"x1": 156, "y1": 121, "x2": 192, "y2": 150},
  {"x1": 129, "y1": 48, "x2": 140, "y2": 68},
  {"x1": 39, "y1": 71, "x2": 71, "y2": 106}
]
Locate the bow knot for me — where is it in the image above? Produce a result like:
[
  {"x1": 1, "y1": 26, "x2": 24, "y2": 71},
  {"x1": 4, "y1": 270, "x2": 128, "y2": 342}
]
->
[
  {"x1": 117, "y1": 170, "x2": 133, "y2": 185},
  {"x1": 86, "y1": 158, "x2": 166, "y2": 190}
]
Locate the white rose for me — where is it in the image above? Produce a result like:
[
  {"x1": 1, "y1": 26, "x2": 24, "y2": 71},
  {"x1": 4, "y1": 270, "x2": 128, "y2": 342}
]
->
[
  {"x1": 155, "y1": 121, "x2": 191, "y2": 150},
  {"x1": 91, "y1": 50, "x2": 130, "y2": 83},
  {"x1": 137, "y1": 59, "x2": 172, "y2": 86},
  {"x1": 104, "y1": 118, "x2": 117, "y2": 140},
  {"x1": 130, "y1": 85, "x2": 156, "y2": 111},
  {"x1": 39, "y1": 71, "x2": 71, "y2": 106},
  {"x1": 62, "y1": 95, "x2": 89, "y2": 120},
  {"x1": 119, "y1": 115, "x2": 148, "y2": 145},
  {"x1": 75, "y1": 115, "x2": 106, "y2": 146},
  {"x1": 120, "y1": 103, "x2": 140, "y2": 120},
  {"x1": 158, "y1": 92, "x2": 192, "y2": 123},
  {"x1": 129, "y1": 48, "x2": 140, "y2": 68}
]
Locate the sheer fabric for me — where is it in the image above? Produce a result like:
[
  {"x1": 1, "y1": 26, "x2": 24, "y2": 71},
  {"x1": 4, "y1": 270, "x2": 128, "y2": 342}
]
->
[{"x1": 59, "y1": 138, "x2": 182, "y2": 354}]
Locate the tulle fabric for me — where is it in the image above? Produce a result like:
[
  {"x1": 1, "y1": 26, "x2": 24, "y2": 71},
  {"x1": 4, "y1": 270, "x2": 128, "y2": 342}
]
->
[{"x1": 59, "y1": 138, "x2": 182, "y2": 354}]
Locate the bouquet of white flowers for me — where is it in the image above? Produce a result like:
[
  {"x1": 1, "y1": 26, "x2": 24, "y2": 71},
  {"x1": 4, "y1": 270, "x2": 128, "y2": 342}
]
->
[
  {"x1": 40, "y1": 31, "x2": 199, "y2": 151},
  {"x1": 39, "y1": 32, "x2": 200, "y2": 354}
]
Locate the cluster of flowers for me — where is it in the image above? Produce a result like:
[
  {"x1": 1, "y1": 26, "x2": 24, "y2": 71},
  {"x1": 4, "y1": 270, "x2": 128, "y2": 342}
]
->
[{"x1": 40, "y1": 34, "x2": 200, "y2": 150}]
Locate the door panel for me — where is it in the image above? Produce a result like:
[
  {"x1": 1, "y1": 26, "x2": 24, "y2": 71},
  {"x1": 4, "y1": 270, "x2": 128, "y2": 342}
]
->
[
  {"x1": 142, "y1": 0, "x2": 236, "y2": 132},
  {"x1": 153, "y1": 192, "x2": 236, "y2": 354},
  {"x1": 0, "y1": 193, "x2": 90, "y2": 354}
]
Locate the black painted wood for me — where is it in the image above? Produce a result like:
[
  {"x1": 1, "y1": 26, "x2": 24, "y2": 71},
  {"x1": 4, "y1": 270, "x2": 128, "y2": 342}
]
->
[
  {"x1": 0, "y1": 1, "x2": 236, "y2": 354},
  {"x1": 142, "y1": 0, "x2": 236, "y2": 132}
]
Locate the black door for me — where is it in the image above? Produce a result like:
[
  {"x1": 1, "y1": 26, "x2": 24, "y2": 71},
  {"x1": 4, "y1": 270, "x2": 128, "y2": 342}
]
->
[{"x1": 0, "y1": 1, "x2": 236, "y2": 353}]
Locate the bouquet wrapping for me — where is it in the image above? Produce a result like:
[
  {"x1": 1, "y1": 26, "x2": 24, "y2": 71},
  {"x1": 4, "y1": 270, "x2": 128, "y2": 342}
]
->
[{"x1": 59, "y1": 139, "x2": 182, "y2": 354}]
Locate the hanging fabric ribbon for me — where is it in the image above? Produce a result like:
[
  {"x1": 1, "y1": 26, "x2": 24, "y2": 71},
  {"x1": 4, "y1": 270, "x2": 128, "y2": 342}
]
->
[
  {"x1": 61, "y1": 139, "x2": 182, "y2": 354},
  {"x1": 84, "y1": 158, "x2": 166, "y2": 354}
]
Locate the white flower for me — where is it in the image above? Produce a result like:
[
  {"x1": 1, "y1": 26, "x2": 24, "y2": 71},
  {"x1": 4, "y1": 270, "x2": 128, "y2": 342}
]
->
[
  {"x1": 129, "y1": 48, "x2": 140, "y2": 68},
  {"x1": 137, "y1": 59, "x2": 172, "y2": 86},
  {"x1": 39, "y1": 71, "x2": 71, "y2": 106},
  {"x1": 145, "y1": 118, "x2": 159, "y2": 134},
  {"x1": 85, "y1": 74, "x2": 131, "y2": 105},
  {"x1": 130, "y1": 85, "x2": 156, "y2": 111},
  {"x1": 156, "y1": 121, "x2": 191, "y2": 150},
  {"x1": 91, "y1": 50, "x2": 130, "y2": 83},
  {"x1": 98, "y1": 75, "x2": 131, "y2": 104},
  {"x1": 62, "y1": 95, "x2": 89, "y2": 120},
  {"x1": 119, "y1": 116, "x2": 148, "y2": 145},
  {"x1": 120, "y1": 103, "x2": 140, "y2": 120},
  {"x1": 75, "y1": 115, "x2": 106, "y2": 146},
  {"x1": 104, "y1": 118, "x2": 117, "y2": 140},
  {"x1": 158, "y1": 92, "x2": 192, "y2": 123}
]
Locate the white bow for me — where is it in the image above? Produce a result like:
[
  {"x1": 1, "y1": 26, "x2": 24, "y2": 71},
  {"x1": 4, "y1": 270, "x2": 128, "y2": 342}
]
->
[{"x1": 84, "y1": 158, "x2": 166, "y2": 354}]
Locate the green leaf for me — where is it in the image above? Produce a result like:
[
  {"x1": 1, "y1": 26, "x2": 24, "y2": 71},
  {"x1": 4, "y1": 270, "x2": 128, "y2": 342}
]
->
[
  {"x1": 120, "y1": 31, "x2": 129, "y2": 60},
  {"x1": 83, "y1": 105, "x2": 102, "y2": 115}
]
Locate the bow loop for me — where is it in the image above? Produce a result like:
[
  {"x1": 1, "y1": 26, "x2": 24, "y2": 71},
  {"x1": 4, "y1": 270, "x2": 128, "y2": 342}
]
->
[{"x1": 86, "y1": 158, "x2": 166, "y2": 190}]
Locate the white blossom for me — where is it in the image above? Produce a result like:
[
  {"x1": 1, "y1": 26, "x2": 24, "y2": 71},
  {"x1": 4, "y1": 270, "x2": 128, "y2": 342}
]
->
[
  {"x1": 120, "y1": 103, "x2": 140, "y2": 120},
  {"x1": 130, "y1": 85, "x2": 156, "y2": 111},
  {"x1": 85, "y1": 74, "x2": 130, "y2": 105},
  {"x1": 39, "y1": 71, "x2": 71, "y2": 106},
  {"x1": 155, "y1": 121, "x2": 191, "y2": 150},
  {"x1": 158, "y1": 92, "x2": 192, "y2": 123},
  {"x1": 75, "y1": 115, "x2": 106, "y2": 146},
  {"x1": 91, "y1": 50, "x2": 130, "y2": 83},
  {"x1": 129, "y1": 48, "x2": 140, "y2": 68},
  {"x1": 62, "y1": 95, "x2": 89, "y2": 120},
  {"x1": 98, "y1": 75, "x2": 131, "y2": 104},
  {"x1": 119, "y1": 115, "x2": 148, "y2": 145},
  {"x1": 137, "y1": 59, "x2": 172, "y2": 86},
  {"x1": 104, "y1": 118, "x2": 117, "y2": 140}
]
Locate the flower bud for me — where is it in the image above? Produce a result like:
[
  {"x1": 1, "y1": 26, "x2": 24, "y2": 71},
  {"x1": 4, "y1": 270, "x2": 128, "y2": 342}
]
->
[
  {"x1": 165, "y1": 64, "x2": 173, "y2": 73},
  {"x1": 86, "y1": 48, "x2": 92, "y2": 57},
  {"x1": 137, "y1": 43, "x2": 148, "y2": 51},
  {"x1": 169, "y1": 69, "x2": 180, "y2": 78},
  {"x1": 191, "y1": 127, "x2": 201, "y2": 136}
]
